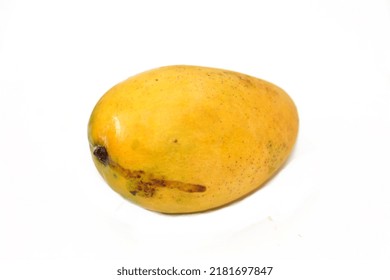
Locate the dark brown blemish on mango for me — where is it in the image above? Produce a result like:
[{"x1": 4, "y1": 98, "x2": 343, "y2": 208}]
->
[
  {"x1": 92, "y1": 145, "x2": 206, "y2": 198},
  {"x1": 93, "y1": 146, "x2": 109, "y2": 165},
  {"x1": 130, "y1": 190, "x2": 137, "y2": 196}
]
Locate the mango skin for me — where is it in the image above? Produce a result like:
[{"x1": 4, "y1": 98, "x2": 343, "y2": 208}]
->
[{"x1": 88, "y1": 65, "x2": 299, "y2": 213}]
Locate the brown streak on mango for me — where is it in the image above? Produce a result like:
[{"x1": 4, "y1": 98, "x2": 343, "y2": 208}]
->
[{"x1": 104, "y1": 153, "x2": 206, "y2": 197}]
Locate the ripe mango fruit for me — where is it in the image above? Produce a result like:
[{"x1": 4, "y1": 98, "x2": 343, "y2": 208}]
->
[{"x1": 88, "y1": 65, "x2": 298, "y2": 213}]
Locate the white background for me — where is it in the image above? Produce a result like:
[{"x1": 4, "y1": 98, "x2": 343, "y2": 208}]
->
[{"x1": 1, "y1": 0, "x2": 390, "y2": 278}]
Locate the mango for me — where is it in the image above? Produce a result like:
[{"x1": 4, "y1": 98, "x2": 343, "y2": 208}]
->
[{"x1": 88, "y1": 65, "x2": 298, "y2": 213}]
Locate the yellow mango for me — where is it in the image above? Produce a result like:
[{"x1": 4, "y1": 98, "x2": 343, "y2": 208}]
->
[{"x1": 88, "y1": 65, "x2": 298, "y2": 213}]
